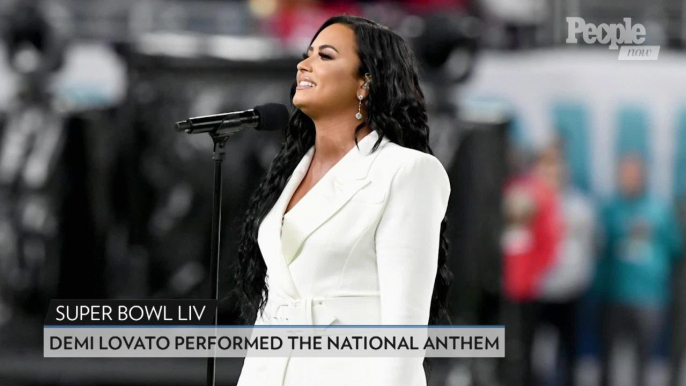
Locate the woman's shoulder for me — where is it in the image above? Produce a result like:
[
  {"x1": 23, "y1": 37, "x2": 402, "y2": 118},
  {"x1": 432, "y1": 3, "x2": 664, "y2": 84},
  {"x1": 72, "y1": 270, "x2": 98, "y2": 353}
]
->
[
  {"x1": 372, "y1": 142, "x2": 450, "y2": 191},
  {"x1": 375, "y1": 142, "x2": 447, "y2": 175}
]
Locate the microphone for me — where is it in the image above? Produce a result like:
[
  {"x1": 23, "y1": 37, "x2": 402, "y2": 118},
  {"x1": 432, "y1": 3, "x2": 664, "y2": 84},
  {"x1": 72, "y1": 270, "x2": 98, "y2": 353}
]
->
[{"x1": 174, "y1": 103, "x2": 289, "y2": 137}]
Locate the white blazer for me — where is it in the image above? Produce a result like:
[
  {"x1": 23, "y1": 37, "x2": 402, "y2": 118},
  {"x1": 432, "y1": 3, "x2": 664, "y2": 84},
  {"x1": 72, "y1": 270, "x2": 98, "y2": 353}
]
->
[{"x1": 236, "y1": 129, "x2": 451, "y2": 386}]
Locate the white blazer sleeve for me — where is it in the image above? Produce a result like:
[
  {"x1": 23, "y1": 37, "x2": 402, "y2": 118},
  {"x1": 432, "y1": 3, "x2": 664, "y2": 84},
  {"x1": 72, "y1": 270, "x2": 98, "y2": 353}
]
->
[{"x1": 372, "y1": 154, "x2": 451, "y2": 385}]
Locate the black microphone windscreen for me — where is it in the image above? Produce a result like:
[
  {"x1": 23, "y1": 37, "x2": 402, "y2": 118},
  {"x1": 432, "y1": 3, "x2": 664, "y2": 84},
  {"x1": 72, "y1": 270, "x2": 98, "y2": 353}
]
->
[{"x1": 254, "y1": 103, "x2": 289, "y2": 132}]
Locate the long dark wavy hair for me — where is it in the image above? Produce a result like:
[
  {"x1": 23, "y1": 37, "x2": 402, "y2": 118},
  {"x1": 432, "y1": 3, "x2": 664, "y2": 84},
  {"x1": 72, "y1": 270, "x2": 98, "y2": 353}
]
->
[{"x1": 230, "y1": 13, "x2": 452, "y2": 376}]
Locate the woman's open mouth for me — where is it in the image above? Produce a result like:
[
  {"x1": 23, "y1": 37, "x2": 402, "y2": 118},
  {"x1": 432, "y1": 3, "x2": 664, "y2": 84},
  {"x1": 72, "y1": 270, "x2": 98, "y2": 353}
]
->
[{"x1": 296, "y1": 80, "x2": 316, "y2": 90}]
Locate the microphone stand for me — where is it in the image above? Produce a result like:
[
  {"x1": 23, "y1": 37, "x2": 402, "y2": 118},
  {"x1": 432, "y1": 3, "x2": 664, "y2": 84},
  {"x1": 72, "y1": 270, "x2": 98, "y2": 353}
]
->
[
  {"x1": 176, "y1": 110, "x2": 284, "y2": 386},
  {"x1": 207, "y1": 130, "x2": 230, "y2": 386}
]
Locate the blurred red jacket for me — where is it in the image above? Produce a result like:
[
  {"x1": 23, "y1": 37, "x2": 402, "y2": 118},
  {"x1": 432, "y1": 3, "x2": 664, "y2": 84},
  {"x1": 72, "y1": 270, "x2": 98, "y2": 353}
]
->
[{"x1": 502, "y1": 173, "x2": 563, "y2": 301}]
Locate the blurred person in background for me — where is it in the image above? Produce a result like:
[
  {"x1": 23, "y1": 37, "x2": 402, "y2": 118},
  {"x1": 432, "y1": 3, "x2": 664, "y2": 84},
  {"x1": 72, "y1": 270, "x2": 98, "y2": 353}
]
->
[
  {"x1": 535, "y1": 139, "x2": 597, "y2": 386},
  {"x1": 501, "y1": 141, "x2": 565, "y2": 386},
  {"x1": 0, "y1": 0, "x2": 70, "y2": 331},
  {"x1": 597, "y1": 153, "x2": 683, "y2": 386},
  {"x1": 670, "y1": 184, "x2": 686, "y2": 386}
]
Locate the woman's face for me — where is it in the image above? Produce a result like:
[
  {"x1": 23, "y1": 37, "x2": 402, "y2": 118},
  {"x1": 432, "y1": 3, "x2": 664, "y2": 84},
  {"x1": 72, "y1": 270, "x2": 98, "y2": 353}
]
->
[{"x1": 293, "y1": 23, "x2": 367, "y2": 119}]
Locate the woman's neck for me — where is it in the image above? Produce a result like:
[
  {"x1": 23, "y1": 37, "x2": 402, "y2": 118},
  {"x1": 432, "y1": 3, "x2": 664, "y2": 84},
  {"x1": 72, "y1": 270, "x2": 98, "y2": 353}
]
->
[{"x1": 311, "y1": 117, "x2": 371, "y2": 164}]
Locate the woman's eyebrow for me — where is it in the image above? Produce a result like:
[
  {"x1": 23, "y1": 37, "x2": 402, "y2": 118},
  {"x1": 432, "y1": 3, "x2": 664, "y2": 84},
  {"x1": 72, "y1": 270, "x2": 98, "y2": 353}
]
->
[{"x1": 307, "y1": 44, "x2": 340, "y2": 54}]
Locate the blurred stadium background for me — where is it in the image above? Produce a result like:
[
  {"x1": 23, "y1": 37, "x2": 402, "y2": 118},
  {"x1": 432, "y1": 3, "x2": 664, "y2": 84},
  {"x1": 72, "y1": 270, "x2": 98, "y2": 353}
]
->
[{"x1": 1, "y1": 0, "x2": 686, "y2": 385}]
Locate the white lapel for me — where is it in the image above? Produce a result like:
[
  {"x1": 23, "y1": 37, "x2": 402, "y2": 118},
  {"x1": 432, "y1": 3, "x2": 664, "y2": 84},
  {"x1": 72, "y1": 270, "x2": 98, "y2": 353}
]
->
[
  {"x1": 258, "y1": 130, "x2": 390, "y2": 299},
  {"x1": 281, "y1": 130, "x2": 390, "y2": 265},
  {"x1": 258, "y1": 145, "x2": 313, "y2": 300}
]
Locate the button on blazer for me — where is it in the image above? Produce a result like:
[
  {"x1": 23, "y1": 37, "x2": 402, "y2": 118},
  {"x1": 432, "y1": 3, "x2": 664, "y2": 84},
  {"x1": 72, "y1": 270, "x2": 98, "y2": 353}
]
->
[{"x1": 237, "y1": 129, "x2": 451, "y2": 386}]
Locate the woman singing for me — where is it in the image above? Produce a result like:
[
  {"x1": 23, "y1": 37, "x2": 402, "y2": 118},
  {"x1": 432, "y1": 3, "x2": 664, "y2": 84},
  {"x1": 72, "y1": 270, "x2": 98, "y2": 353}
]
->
[{"x1": 233, "y1": 14, "x2": 451, "y2": 386}]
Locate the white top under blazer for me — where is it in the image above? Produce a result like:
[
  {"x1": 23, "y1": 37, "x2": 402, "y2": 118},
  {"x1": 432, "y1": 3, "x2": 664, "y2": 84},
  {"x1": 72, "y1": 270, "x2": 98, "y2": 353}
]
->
[{"x1": 236, "y1": 129, "x2": 451, "y2": 386}]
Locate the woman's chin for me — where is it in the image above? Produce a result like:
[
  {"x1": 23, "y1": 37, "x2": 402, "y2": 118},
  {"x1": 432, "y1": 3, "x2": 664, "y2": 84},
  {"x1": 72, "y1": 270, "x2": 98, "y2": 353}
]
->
[{"x1": 293, "y1": 98, "x2": 313, "y2": 113}]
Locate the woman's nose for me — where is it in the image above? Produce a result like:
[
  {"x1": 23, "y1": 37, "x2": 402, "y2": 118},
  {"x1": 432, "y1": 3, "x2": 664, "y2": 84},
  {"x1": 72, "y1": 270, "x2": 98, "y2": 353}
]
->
[{"x1": 297, "y1": 57, "x2": 311, "y2": 73}]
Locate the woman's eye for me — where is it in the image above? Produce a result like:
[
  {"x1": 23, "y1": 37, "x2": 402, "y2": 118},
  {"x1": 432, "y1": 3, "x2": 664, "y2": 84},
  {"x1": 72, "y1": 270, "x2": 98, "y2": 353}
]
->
[{"x1": 301, "y1": 52, "x2": 331, "y2": 60}]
